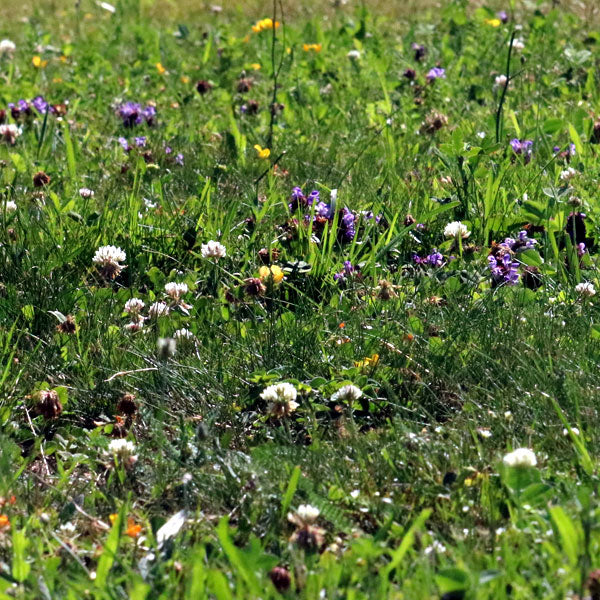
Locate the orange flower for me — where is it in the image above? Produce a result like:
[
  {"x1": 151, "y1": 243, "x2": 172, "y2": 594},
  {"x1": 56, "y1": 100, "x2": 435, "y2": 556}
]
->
[
  {"x1": 302, "y1": 43, "x2": 322, "y2": 53},
  {"x1": 125, "y1": 518, "x2": 142, "y2": 538},
  {"x1": 252, "y1": 18, "x2": 280, "y2": 33},
  {"x1": 0, "y1": 515, "x2": 10, "y2": 530}
]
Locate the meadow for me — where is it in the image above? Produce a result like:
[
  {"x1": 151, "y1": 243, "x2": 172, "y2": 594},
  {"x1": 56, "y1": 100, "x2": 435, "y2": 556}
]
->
[{"x1": 1, "y1": 0, "x2": 600, "y2": 597}]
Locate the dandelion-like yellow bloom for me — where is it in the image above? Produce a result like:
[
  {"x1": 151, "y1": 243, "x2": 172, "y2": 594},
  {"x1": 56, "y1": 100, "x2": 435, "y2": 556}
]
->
[
  {"x1": 0, "y1": 515, "x2": 9, "y2": 529},
  {"x1": 32, "y1": 55, "x2": 48, "y2": 68},
  {"x1": 250, "y1": 63, "x2": 261, "y2": 70},
  {"x1": 181, "y1": 75, "x2": 190, "y2": 84},
  {"x1": 156, "y1": 62, "x2": 166, "y2": 75},
  {"x1": 259, "y1": 265, "x2": 284, "y2": 284},
  {"x1": 302, "y1": 43, "x2": 322, "y2": 53},
  {"x1": 254, "y1": 144, "x2": 271, "y2": 159},
  {"x1": 354, "y1": 353, "x2": 379, "y2": 368},
  {"x1": 484, "y1": 18, "x2": 501, "y2": 27}
]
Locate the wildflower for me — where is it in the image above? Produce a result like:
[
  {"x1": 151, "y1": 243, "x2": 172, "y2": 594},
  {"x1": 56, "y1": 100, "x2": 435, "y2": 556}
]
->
[
  {"x1": 35, "y1": 389, "x2": 63, "y2": 420},
  {"x1": 0, "y1": 515, "x2": 10, "y2": 530},
  {"x1": 0, "y1": 124, "x2": 21, "y2": 145},
  {"x1": 422, "y1": 110, "x2": 448, "y2": 134},
  {"x1": 563, "y1": 427, "x2": 580, "y2": 436},
  {"x1": 510, "y1": 138, "x2": 533, "y2": 162},
  {"x1": 269, "y1": 566, "x2": 291, "y2": 593},
  {"x1": 484, "y1": 18, "x2": 501, "y2": 27},
  {"x1": 32, "y1": 96, "x2": 49, "y2": 114},
  {"x1": 237, "y1": 77, "x2": 253, "y2": 93},
  {"x1": 175, "y1": 153, "x2": 184, "y2": 166},
  {"x1": 334, "y1": 261, "x2": 355, "y2": 282},
  {"x1": 497, "y1": 10, "x2": 509, "y2": 23},
  {"x1": 575, "y1": 282, "x2": 596, "y2": 297},
  {"x1": 173, "y1": 328, "x2": 195, "y2": 344},
  {"x1": 288, "y1": 505, "x2": 324, "y2": 551},
  {"x1": 559, "y1": 167, "x2": 577, "y2": 181},
  {"x1": 5, "y1": 200, "x2": 17, "y2": 212},
  {"x1": 201, "y1": 240, "x2": 226, "y2": 259},
  {"x1": 118, "y1": 137, "x2": 130, "y2": 151},
  {"x1": 134, "y1": 136, "x2": 147, "y2": 148},
  {"x1": 0, "y1": 40, "x2": 16, "y2": 56},
  {"x1": 155, "y1": 62, "x2": 166, "y2": 74},
  {"x1": 403, "y1": 68, "x2": 416, "y2": 80},
  {"x1": 347, "y1": 49, "x2": 361, "y2": 60},
  {"x1": 252, "y1": 18, "x2": 280, "y2": 33},
  {"x1": 444, "y1": 221, "x2": 471, "y2": 239},
  {"x1": 118, "y1": 102, "x2": 156, "y2": 127},
  {"x1": 125, "y1": 518, "x2": 142, "y2": 538},
  {"x1": 426, "y1": 67, "x2": 446, "y2": 82},
  {"x1": 494, "y1": 74, "x2": 508, "y2": 88},
  {"x1": 259, "y1": 265, "x2": 284, "y2": 284},
  {"x1": 124, "y1": 320, "x2": 144, "y2": 332},
  {"x1": 502, "y1": 448, "x2": 537, "y2": 468},
  {"x1": 303, "y1": 43, "x2": 322, "y2": 52},
  {"x1": 124, "y1": 298, "x2": 145, "y2": 315},
  {"x1": 488, "y1": 254, "x2": 520, "y2": 286},
  {"x1": 244, "y1": 277, "x2": 266, "y2": 297},
  {"x1": 32, "y1": 55, "x2": 48, "y2": 68},
  {"x1": 412, "y1": 43, "x2": 427, "y2": 61},
  {"x1": 148, "y1": 301, "x2": 170, "y2": 318},
  {"x1": 294, "y1": 504, "x2": 320, "y2": 524},
  {"x1": 260, "y1": 382, "x2": 299, "y2": 417},
  {"x1": 254, "y1": 144, "x2": 271, "y2": 159},
  {"x1": 107, "y1": 439, "x2": 138, "y2": 465},
  {"x1": 79, "y1": 187, "x2": 95, "y2": 198},
  {"x1": 354, "y1": 353, "x2": 379, "y2": 368},
  {"x1": 93, "y1": 245, "x2": 126, "y2": 279},
  {"x1": 33, "y1": 171, "x2": 51, "y2": 188},
  {"x1": 331, "y1": 384, "x2": 363, "y2": 403},
  {"x1": 165, "y1": 282, "x2": 189, "y2": 302},
  {"x1": 512, "y1": 38, "x2": 525, "y2": 51}
]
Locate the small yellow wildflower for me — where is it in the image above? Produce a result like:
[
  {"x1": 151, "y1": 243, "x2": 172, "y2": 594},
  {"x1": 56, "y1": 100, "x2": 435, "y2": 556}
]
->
[
  {"x1": 354, "y1": 353, "x2": 380, "y2": 368},
  {"x1": 59, "y1": 55, "x2": 68, "y2": 63},
  {"x1": 484, "y1": 18, "x2": 501, "y2": 27},
  {"x1": 252, "y1": 18, "x2": 280, "y2": 33},
  {"x1": 156, "y1": 62, "x2": 166, "y2": 75},
  {"x1": 32, "y1": 55, "x2": 48, "y2": 68},
  {"x1": 181, "y1": 75, "x2": 190, "y2": 84},
  {"x1": 254, "y1": 144, "x2": 271, "y2": 159},
  {"x1": 108, "y1": 513, "x2": 118, "y2": 524},
  {"x1": 302, "y1": 43, "x2": 322, "y2": 53},
  {"x1": 0, "y1": 515, "x2": 10, "y2": 530},
  {"x1": 259, "y1": 265, "x2": 284, "y2": 284},
  {"x1": 250, "y1": 63, "x2": 261, "y2": 70}
]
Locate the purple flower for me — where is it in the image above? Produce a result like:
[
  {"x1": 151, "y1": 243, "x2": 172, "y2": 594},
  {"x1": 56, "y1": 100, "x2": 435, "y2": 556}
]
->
[
  {"x1": 164, "y1": 146, "x2": 172, "y2": 154},
  {"x1": 175, "y1": 153, "x2": 184, "y2": 166},
  {"x1": 307, "y1": 190, "x2": 320, "y2": 205},
  {"x1": 426, "y1": 249, "x2": 444, "y2": 267},
  {"x1": 488, "y1": 253, "x2": 520, "y2": 286},
  {"x1": 412, "y1": 43, "x2": 427, "y2": 62},
  {"x1": 134, "y1": 136, "x2": 147, "y2": 148},
  {"x1": 510, "y1": 138, "x2": 533, "y2": 162},
  {"x1": 426, "y1": 67, "x2": 446, "y2": 82},
  {"x1": 497, "y1": 10, "x2": 509, "y2": 23},
  {"x1": 119, "y1": 102, "x2": 142, "y2": 127},
  {"x1": 340, "y1": 207, "x2": 356, "y2": 241},
  {"x1": 32, "y1": 95, "x2": 49, "y2": 114},
  {"x1": 334, "y1": 261, "x2": 355, "y2": 282},
  {"x1": 142, "y1": 105, "x2": 156, "y2": 126},
  {"x1": 578, "y1": 242, "x2": 586, "y2": 257},
  {"x1": 553, "y1": 146, "x2": 560, "y2": 154},
  {"x1": 118, "y1": 136, "x2": 130, "y2": 151},
  {"x1": 315, "y1": 201, "x2": 333, "y2": 219}
]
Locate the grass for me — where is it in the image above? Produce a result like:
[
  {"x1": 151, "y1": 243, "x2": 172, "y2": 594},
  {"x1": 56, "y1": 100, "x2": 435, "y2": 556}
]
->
[{"x1": 1, "y1": 0, "x2": 600, "y2": 598}]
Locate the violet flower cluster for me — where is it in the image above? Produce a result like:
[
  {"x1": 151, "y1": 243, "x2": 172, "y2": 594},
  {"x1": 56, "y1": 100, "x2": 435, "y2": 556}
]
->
[
  {"x1": 4, "y1": 96, "x2": 57, "y2": 121},
  {"x1": 510, "y1": 138, "x2": 533, "y2": 162},
  {"x1": 117, "y1": 102, "x2": 156, "y2": 127},
  {"x1": 333, "y1": 261, "x2": 356, "y2": 282},
  {"x1": 412, "y1": 248, "x2": 444, "y2": 267},
  {"x1": 487, "y1": 230, "x2": 536, "y2": 286}
]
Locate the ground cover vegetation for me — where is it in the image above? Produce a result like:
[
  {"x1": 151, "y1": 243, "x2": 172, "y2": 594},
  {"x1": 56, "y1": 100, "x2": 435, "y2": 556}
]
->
[{"x1": 1, "y1": 0, "x2": 600, "y2": 597}]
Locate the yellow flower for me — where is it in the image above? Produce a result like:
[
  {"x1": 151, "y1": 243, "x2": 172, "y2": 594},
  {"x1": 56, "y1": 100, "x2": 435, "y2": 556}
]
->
[
  {"x1": 156, "y1": 62, "x2": 166, "y2": 75},
  {"x1": 254, "y1": 144, "x2": 271, "y2": 159},
  {"x1": 108, "y1": 513, "x2": 118, "y2": 524},
  {"x1": 259, "y1": 265, "x2": 284, "y2": 284},
  {"x1": 484, "y1": 18, "x2": 501, "y2": 27},
  {"x1": 0, "y1": 515, "x2": 10, "y2": 530},
  {"x1": 252, "y1": 18, "x2": 280, "y2": 33},
  {"x1": 354, "y1": 353, "x2": 380, "y2": 368},
  {"x1": 250, "y1": 63, "x2": 261, "y2": 70},
  {"x1": 302, "y1": 43, "x2": 322, "y2": 53},
  {"x1": 125, "y1": 518, "x2": 142, "y2": 538},
  {"x1": 32, "y1": 55, "x2": 48, "y2": 68},
  {"x1": 181, "y1": 75, "x2": 190, "y2": 84},
  {"x1": 59, "y1": 55, "x2": 68, "y2": 63},
  {"x1": 53, "y1": 77, "x2": 63, "y2": 84}
]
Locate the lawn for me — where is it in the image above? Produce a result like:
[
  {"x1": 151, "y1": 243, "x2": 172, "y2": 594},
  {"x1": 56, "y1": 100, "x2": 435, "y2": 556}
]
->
[{"x1": 1, "y1": 0, "x2": 600, "y2": 598}]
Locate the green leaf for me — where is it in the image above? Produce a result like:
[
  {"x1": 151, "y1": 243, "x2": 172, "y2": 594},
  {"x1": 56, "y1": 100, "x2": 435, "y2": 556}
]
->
[
  {"x1": 12, "y1": 528, "x2": 30, "y2": 583},
  {"x1": 95, "y1": 509, "x2": 123, "y2": 588},
  {"x1": 549, "y1": 506, "x2": 579, "y2": 565},
  {"x1": 281, "y1": 465, "x2": 301, "y2": 518},
  {"x1": 436, "y1": 567, "x2": 469, "y2": 593}
]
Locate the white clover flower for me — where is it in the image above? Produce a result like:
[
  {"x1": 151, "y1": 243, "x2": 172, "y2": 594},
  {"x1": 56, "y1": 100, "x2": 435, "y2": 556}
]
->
[
  {"x1": 502, "y1": 447, "x2": 537, "y2": 468},
  {"x1": 443, "y1": 221, "x2": 471, "y2": 239},
  {"x1": 5, "y1": 200, "x2": 16, "y2": 212},
  {"x1": 494, "y1": 74, "x2": 507, "y2": 88},
  {"x1": 331, "y1": 384, "x2": 363, "y2": 403},
  {"x1": 124, "y1": 298, "x2": 145, "y2": 314},
  {"x1": 92, "y1": 245, "x2": 126, "y2": 279},
  {"x1": 295, "y1": 504, "x2": 320, "y2": 524},
  {"x1": 575, "y1": 282, "x2": 596, "y2": 297},
  {"x1": 347, "y1": 49, "x2": 361, "y2": 60},
  {"x1": 563, "y1": 427, "x2": 580, "y2": 436},
  {"x1": 148, "y1": 301, "x2": 170, "y2": 318},
  {"x1": 201, "y1": 240, "x2": 226, "y2": 259},
  {"x1": 165, "y1": 282, "x2": 189, "y2": 300},
  {"x1": 79, "y1": 187, "x2": 95, "y2": 198},
  {"x1": 512, "y1": 38, "x2": 525, "y2": 51},
  {"x1": 559, "y1": 167, "x2": 577, "y2": 181},
  {"x1": 124, "y1": 320, "x2": 144, "y2": 332},
  {"x1": 424, "y1": 540, "x2": 447, "y2": 555},
  {"x1": 476, "y1": 131, "x2": 486, "y2": 139},
  {"x1": 0, "y1": 39, "x2": 16, "y2": 56},
  {"x1": 0, "y1": 124, "x2": 22, "y2": 145},
  {"x1": 260, "y1": 382, "x2": 299, "y2": 417},
  {"x1": 59, "y1": 521, "x2": 77, "y2": 534},
  {"x1": 107, "y1": 439, "x2": 138, "y2": 464},
  {"x1": 477, "y1": 427, "x2": 492, "y2": 439}
]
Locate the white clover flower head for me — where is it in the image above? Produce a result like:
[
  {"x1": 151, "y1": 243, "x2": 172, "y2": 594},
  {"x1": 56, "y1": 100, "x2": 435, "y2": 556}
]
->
[
  {"x1": 443, "y1": 221, "x2": 471, "y2": 239},
  {"x1": 165, "y1": 282, "x2": 189, "y2": 300},
  {"x1": 503, "y1": 447, "x2": 537, "y2": 468},
  {"x1": 124, "y1": 298, "x2": 145, "y2": 314},
  {"x1": 201, "y1": 240, "x2": 226, "y2": 259},
  {"x1": 0, "y1": 39, "x2": 16, "y2": 55},
  {"x1": 512, "y1": 38, "x2": 525, "y2": 51},
  {"x1": 92, "y1": 245, "x2": 126, "y2": 279},
  {"x1": 295, "y1": 504, "x2": 320, "y2": 524},
  {"x1": 124, "y1": 320, "x2": 145, "y2": 332},
  {"x1": 261, "y1": 382, "x2": 299, "y2": 417},
  {"x1": 559, "y1": 167, "x2": 577, "y2": 181},
  {"x1": 59, "y1": 521, "x2": 77, "y2": 534},
  {"x1": 148, "y1": 301, "x2": 170, "y2": 318},
  {"x1": 494, "y1": 74, "x2": 507, "y2": 88},
  {"x1": 107, "y1": 439, "x2": 138, "y2": 464},
  {"x1": 0, "y1": 123, "x2": 22, "y2": 145},
  {"x1": 347, "y1": 49, "x2": 361, "y2": 60},
  {"x1": 79, "y1": 187, "x2": 95, "y2": 198},
  {"x1": 331, "y1": 384, "x2": 363, "y2": 403},
  {"x1": 5, "y1": 200, "x2": 17, "y2": 212},
  {"x1": 575, "y1": 282, "x2": 596, "y2": 297}
]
